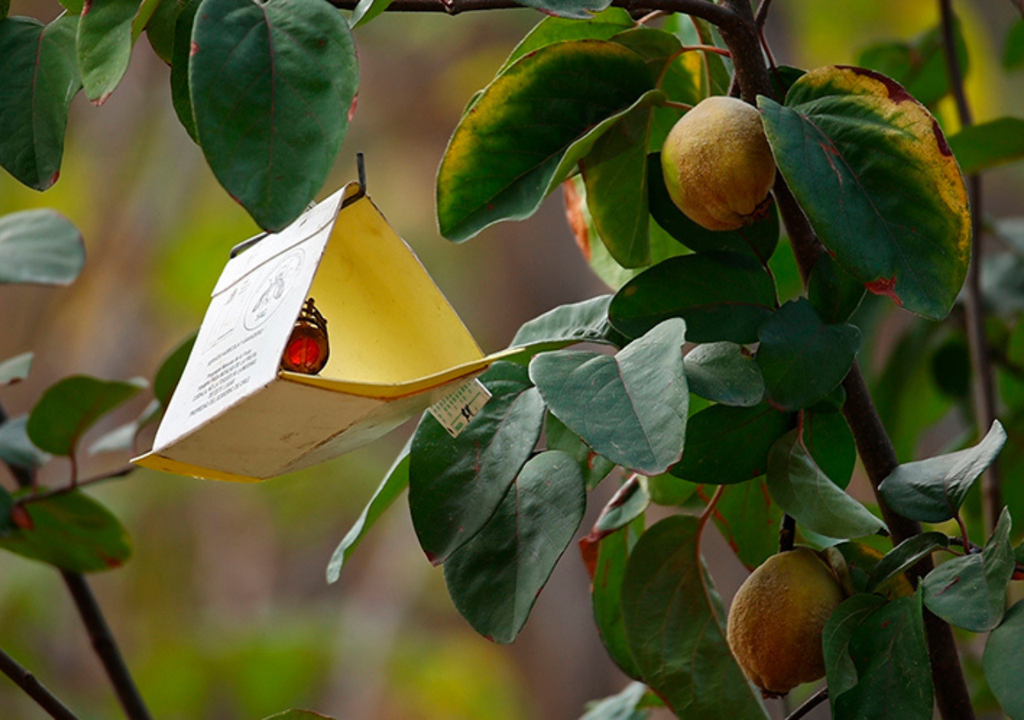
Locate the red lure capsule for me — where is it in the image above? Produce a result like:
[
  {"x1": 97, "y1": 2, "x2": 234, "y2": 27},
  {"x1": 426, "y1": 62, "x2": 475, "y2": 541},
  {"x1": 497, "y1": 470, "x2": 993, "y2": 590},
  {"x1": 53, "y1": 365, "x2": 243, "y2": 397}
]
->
[{"x1": 281, "y1": 297, "x2": 329, "y2": 374}]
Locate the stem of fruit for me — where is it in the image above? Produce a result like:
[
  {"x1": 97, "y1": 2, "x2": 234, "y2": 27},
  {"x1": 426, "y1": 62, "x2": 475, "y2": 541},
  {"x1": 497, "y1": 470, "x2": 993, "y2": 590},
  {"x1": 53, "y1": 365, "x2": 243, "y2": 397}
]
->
[
  {"x1": 713, "y1": 1, "x2": 974, "y2": 717},
  {"x1": 938, "y1": 0, "x2": 1002, "y2": 535}
]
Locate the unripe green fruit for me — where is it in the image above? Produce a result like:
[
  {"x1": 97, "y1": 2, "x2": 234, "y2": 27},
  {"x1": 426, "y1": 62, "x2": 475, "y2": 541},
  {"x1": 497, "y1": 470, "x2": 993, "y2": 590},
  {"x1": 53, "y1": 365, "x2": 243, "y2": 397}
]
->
[
  {"x1": 660, "y1": 96, "x2": 776, "y2": 232},
  {"x1": 726, "y1": 547, "x2": 845, "y2": 696}
]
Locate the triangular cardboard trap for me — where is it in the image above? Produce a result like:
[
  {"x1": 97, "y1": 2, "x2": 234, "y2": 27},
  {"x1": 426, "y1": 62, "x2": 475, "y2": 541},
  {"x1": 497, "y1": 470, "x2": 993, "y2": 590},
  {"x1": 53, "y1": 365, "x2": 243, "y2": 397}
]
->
[{"x1": 134, "y1": 182, "x2": 513, "y2": 482}]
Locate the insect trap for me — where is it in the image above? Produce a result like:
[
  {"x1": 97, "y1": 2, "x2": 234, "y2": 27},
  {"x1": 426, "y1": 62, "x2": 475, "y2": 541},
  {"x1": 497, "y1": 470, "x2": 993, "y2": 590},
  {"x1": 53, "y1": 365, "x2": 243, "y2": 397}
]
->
[{"x1": 134, "y1": 176, "x2": 511, "y2": 482}]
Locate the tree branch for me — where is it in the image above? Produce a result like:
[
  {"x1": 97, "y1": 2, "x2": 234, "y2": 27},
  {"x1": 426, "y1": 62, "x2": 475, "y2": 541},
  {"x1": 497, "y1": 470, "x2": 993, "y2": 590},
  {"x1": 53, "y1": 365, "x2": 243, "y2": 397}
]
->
[
  {"x1": 61, "y1": 573, "x2": 152, "y2": 720},
  {"x1": 939, "y1": 0, "x2": 1002, "y2": 534},
  {"x1": 326, "y1": 0, "x2": 740, "y2": 26},
  {"x1": 785, "y1": 685, "x2": 827, "y2": 720},
  {"x1": 0, "y1": 647, "x2": 79, "y2": 720}
]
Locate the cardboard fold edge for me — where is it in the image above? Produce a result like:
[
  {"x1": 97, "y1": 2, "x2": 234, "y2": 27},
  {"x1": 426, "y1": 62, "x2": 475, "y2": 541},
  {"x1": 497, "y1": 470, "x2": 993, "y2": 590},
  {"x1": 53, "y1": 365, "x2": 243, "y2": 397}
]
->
[
  {"x1": 132, "y1": 452, "x2": 262, "y2": 483},
  {"x1": 277, "y1": 347, "x2": 524, "y2": 399}
]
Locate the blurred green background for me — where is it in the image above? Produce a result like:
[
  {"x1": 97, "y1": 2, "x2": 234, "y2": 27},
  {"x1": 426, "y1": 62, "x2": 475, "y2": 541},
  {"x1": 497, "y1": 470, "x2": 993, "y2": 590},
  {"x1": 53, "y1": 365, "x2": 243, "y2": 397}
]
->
[{"x1": 0, "y1": 1, "x2": 1022, "y2": 718}]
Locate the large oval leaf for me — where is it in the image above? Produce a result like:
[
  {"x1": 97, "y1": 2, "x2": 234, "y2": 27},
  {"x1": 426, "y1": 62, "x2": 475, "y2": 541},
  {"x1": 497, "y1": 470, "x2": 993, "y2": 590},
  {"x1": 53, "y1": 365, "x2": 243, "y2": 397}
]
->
[
  {"x1": 409, "y1": 363, "x2": 545, "y2": 565},
  {"x1": 830, "y1": 590, "x2": 934, "y2": 720},
  {"x1": 759, "y1": 65, "x2": 970, "y2": 320},
  {"x1": 621, "y1": 515, "x2": 767, "y2": 718},
  {"x1": 436, "y1": 40, "x2": 655, "y2": 242},
  {"x1": 766, "y1": 429, "x2": 886, "y2": 540},
  {"x1": 443, "y1": 450, "x2": 585, "y2": 643},
  {"x1": 755, "y1": 298, "x2": 860, "y2": 412},
  {"x1": 77, "y1": 0, "x2": 141, "y2": 104},
  {"x1": 609, "y1": 252, "x2": 776, "y2": 343},
  {"x1": 922, "y1": 508, "x2": 1015, "y2": 632},
  {"x1": 0, "y1": 16, "x2": 81, "y2": 189},
  {"x1": 983, "y1": 599, "x2": 1024, "y2": 720},
  {"x1": 0, "y1": 491, "x2": 131, "y2": 572},
  {"x1": 878, "y1": 420, "x2": 1007, "y2": 523},
  {"x1": 684, "y1": 342, "x2": 765, "y2": 408},
  {"x1": 670, "y1": 402, "x2": 790, "y2": 485},
  {"x1": 0, "y1": 209, "x2": 84, "y2": 285},
  {"x1": 530, "y1": 319, "x2": 687, "y2": 475},
  {"x1": 26, "y1": 375, "x2": 146, "y2": 457},
  {"x1": 709, "y1": 478, "x2": 783, "y2": 571},
  {"x1": 190, "y1": 0, "x2": 358, "y2": 231},
  {"x1": 585, "y1": 518, "x2": 643, "y2": 679}
]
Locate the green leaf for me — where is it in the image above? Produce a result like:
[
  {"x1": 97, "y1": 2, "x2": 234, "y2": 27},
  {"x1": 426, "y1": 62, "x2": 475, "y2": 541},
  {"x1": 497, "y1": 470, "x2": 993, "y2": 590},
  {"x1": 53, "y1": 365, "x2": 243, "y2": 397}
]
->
[
  {"x1": 348, "y1": 0, "x2": 391, "y2": 28},
  {"x1": 169, "y1": 0, "x2": 199, "y2": 141},
  {"x1": 878, "y1": 420, "x2": 1007, "y2": 523},
  {"x1": 510, "y1": 295, "x2": 622, "y2": 356},
  {"x1": 326, "y1": 441, "x2": 410, "y2": 584},
  {"x1": 0, "y1": 209, "x2": 84, "y2": 285},
  {"x1": 26, "y1": 375, "x2": 147, "y2": 457},
  {"x1": 545, "y1": 414, "x2": 616, "y2": 490},
  {"x1": 87, "y1": 405, "x2": 156, "y2": 456},
  {"x1": 190, "y1": 0, "x2": 358, "y2": 231},
  {"x1": 409, "y1": 363, "x2": 545, "y2": 565},
  {"x1": 586, "y1": 519, "x2": 643, "y2": 679},
  {"x1": 143, "y1": 0, "x2": 184, "y2": 62},
  {"x1": 711, "y1": 478, "x2": 783, "y2": 571},
  {"x1": 767, "y1": 429, "x2": 886, "y2": 539},
  {"x1": 0, "y1": 17, "x2": 82, "y2": 190},
  {"x1": 0, "y1": 0, "x2": 7, "y2": 19},
  {"x1": 581, "y1": 102, "x2": 655, "y2": 268},
  {"x1": 530, "y1": 319, "x2": 687, "y2": 475},
  {"x1": 512, "y1": 0, "x2": 610, "y2": 20},
  {"x1": 670, "y1": 402, "x2": 790, "y2": 485},
  {"x1": 580, "y1": 681, "x2": 651, "y2": 720},
  {"x1": 609, "y1": 252, "x2": 776, "y2": 344},
  {"x1": 865, "y1": 532, "x2": 949, "y2": 594},
  {"x1": 594, "y1": 477, "x2": 648, "y2": 534},
  {"x1": 78, "y1": 0, "x2": 141, "y2": 104},
  {"x1": 822, "y1": 593, "x2": 887, "y2": 705},
  {"x1": 621, "y1": 515, "x2": 767, "y2": 718},
  {"x1": 564, "y1": 175, "x2": 688, "y2": 291},
  {"x1": 856, "y1": 22, "x2": 968, "y2": 108},
  {"x1": 760, "y1": 66, "x2": 970, "y2": 320},
  {"x1": 803, "y1": 407, "x2": 856, "y2": 490},
  {"x1": 500, "y1": 9, "x2": 634, "y2": 74},
  {"x1": 831, "y1": 590, "x2": 933, "y2": 720},
  {"x1": 684, "y1": 342, "x2": 765, "y2": 407},
  {"x1": 0, "y1": 352, "x2": 32, "y2": 386},
  {"x1": 807, "y1": 252, "x2": 865, "y2": 324},
  {"x1": 0, "y1": 491, "x2": 132, "y2": 572},
  {"x1": 923, "y1": 507, "x2": 1015, "y2": 632},
  {"x1": 647, "y1": 152, "x2": 779, "y2": 262},
  {"x1": 1005, "y1": 22, "x2": 1024, "y2": 70},
  {"x1": 443, "y1": 450, "x2": 585, "y2": 643},
  {"x1": 983, "y1": 599, "x2": 1024, "y2": 719},
  {"x1": 154, "y1": 332, "x2": 196, "y2": 409},
  {"x1": 947, "y1": 117, "x2": 1024, "y2": 175},
  {"x1": 0, "y1": 415, "x2": 52, "y2": 470},
  {"x1": 756, "y1": 298, "x2": 860, "y2": 412},
  {"x1": 436, "y1": 40, "x2": 655, "y2": 242}
]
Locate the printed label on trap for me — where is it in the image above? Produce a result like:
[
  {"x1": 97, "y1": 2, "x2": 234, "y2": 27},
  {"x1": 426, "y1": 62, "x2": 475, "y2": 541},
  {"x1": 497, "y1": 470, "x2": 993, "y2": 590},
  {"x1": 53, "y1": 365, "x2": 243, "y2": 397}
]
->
[{"x1": 429, "y1": 379, "x2": 491, "y2": 438}]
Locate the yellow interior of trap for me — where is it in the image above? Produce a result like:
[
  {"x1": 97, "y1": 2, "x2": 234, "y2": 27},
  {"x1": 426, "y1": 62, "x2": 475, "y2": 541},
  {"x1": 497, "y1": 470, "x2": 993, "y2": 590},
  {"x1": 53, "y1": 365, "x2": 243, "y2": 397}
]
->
[{"x1": 283, "y1": 195, "x2": 489, "y2": 396}]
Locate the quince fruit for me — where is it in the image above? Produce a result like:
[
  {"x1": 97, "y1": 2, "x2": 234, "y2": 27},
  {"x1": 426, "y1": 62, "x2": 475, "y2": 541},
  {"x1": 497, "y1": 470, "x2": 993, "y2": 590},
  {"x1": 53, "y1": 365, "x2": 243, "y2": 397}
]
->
[
  {"x1": 726, "y1": 547, "x2": 845, "y2": 696},
  {"x1": 660, "y1": 95, "x2": 776, "y2": 232}
]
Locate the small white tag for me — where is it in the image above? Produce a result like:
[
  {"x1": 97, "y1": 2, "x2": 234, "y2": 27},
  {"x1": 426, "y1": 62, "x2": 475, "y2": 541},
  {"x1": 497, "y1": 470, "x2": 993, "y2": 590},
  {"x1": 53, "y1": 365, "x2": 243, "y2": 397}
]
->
[{"x1": 429, "y1": 379, "x2": 492, "y2": 438}]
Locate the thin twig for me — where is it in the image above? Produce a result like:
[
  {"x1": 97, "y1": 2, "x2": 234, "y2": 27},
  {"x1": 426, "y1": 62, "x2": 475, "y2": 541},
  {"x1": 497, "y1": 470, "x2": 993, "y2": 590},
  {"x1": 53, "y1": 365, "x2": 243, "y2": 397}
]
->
[
  {"x1": 0, "y1": 647, "x2": 79, "y2": 720},
  {"x1": 61, "y1": 573, "x2": 152, "y2": 720},
  {"x1": 15, "y1": 466, "x2": 136, "y2": 507},
  {"x1": 753, "y1": 0, "x2": 774, "y2": 29},
  {"x1": 939, "y1": 0, "x2": 1002, "y2": 534},
  {"x1": 786, "y1": 685, "x2": 828, "y2": 720}
]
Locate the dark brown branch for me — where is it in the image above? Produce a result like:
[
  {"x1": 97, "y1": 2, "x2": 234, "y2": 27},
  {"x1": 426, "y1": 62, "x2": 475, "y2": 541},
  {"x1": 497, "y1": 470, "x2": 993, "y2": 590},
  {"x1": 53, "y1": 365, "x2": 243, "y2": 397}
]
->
[
  {"x1": 939, "y1": 0, "x2": 1002, "y2": 533},
  {"x1": 326, "y1": 0, "x2": 740, "y2": 26},
  {"x1": 0, "y1": 647, "x2": 79, "y2": 720},
  {"x1": 16, "y1": 466, "x2": 135, "y2": 507},
  {"x1": 61, "y1": 573, "x2": 152, "y2": 720}
]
